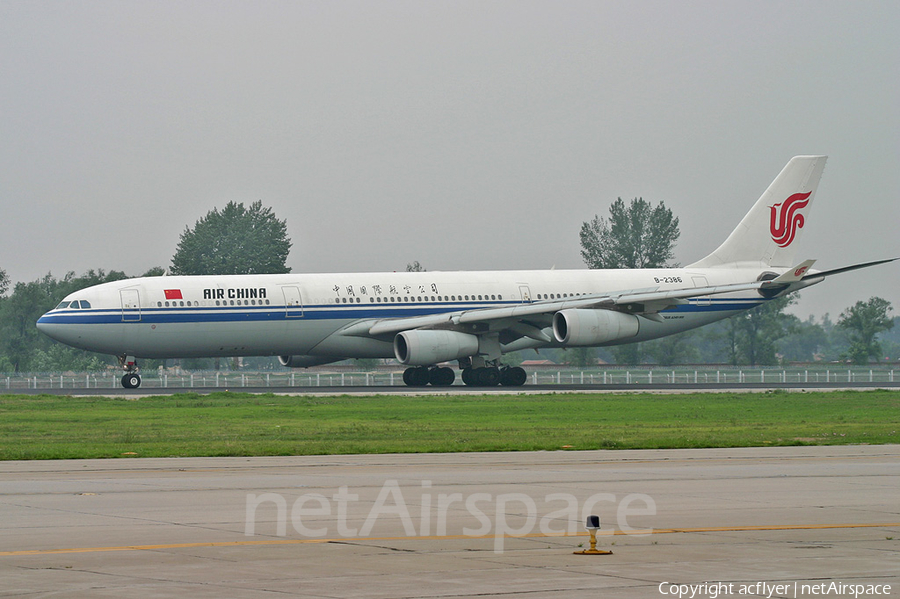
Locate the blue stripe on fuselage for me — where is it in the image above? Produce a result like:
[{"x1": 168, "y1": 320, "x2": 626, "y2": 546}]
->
[{"x1": 37, "y1": 296, "x2": 768, "y2": 327}]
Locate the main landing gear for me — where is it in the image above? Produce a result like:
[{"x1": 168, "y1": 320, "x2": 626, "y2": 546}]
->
[
  {"x1": 461, "y1": 365, "x2": 527, "y2": 387},
  {"x1": 118, "y1": 355, "x2": 142, "y2": 389},
  {"x1": 402, "y1": 366, "x2": 455, "y2": 387},
  {"x1": 401, "y1": 364, "x2": 527, "y2": 387}
]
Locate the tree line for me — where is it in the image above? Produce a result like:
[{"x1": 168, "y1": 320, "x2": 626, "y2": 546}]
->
[{"x1": 0, "y1": 199, "x2": 894, "y2": 373}]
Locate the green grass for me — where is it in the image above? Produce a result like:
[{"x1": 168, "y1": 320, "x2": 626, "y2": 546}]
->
[{"x1": 0, "y1": 390, "x2": 898, "y2": 459}]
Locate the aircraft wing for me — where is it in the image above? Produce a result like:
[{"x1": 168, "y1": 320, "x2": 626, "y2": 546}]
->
[
  {"x1": 357, "y1": 280, "x2": 768, "y2": 338},
  {"x1": 352, "y1": 257, "x2": 898, "y2": 340}
]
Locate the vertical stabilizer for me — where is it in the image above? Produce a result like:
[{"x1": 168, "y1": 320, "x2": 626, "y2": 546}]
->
[{"x1": 689, "y1": 156, "x2": 827, "y2": 268}]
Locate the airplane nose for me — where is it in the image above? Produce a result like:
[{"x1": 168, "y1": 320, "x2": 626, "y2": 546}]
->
[{"x1": 36, "y1": 312, "x2": 64, "y2": 342}]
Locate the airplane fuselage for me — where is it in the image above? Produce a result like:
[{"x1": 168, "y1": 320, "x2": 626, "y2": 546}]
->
[{"x1": 37, "y1": 266, "x2": 779, "y2": 360}]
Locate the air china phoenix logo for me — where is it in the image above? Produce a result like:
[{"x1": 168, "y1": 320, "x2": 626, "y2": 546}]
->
[{"x1": 769, "y1": 191, "x2": 811, "y2": 247}]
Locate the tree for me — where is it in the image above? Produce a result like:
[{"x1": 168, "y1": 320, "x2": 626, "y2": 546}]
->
[
  {"x1": 565, "y1": 347, "x2": 596, "y2": 367},
  {"x1": 170, "y1": 201, "x2": 291, "y2": 275},
  {"x1": 838, "y1": 297, "x2": 894, "y2": 364},
  {"x1": 406, "y1": 261, "x2": 426, "y2": 272},
  {"x1": 779, "y1": 315, "x2": 829, "y2": 362},
  {"x1": 142, "y1": 266, "x2": 166, "y2": 277},
  {"x1": 610, "y1": 343, "x2": 643, "y2": 366},
  {"x1": 728, "y1": 295, "x2": 798, "y2": 365},
  {"x1": 643, "y1": 330, "x2": 699, "y2": 366},
  {"x1": 580, "y1": 198, "x2": 680, "y2": 364},
  {"x1": 0, "y1": 270, "x2": 127, "y2": 373},
  {"x1": 0, "y1": 267, "x2": 9, "y2": 296},
  {"x1": 580, "y1": 198, "x2": 680, "y2": 269}
]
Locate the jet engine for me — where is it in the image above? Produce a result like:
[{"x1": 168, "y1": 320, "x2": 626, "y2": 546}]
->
[
  {"x1": 552, "y1": 309, "x2": 640, "y2": 346},
  {"x1": 394, "y1": 330, "x2": 480, "y2": 366},
  {"x1": 278, "y1": 355, "x2": 343, "y2": 368}
]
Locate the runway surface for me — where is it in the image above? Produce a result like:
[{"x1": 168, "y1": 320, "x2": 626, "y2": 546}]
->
[{"x1": 1, "y1": 446, "x2": 898, "y2": 598}]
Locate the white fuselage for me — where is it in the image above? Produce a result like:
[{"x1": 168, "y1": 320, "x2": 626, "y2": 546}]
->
[{"x1": 36, "y1": 266, "x2": 779, "y2": 361}]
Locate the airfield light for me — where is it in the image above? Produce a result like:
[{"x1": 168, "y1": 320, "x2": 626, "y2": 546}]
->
[{"x1": 573, "y1": 515, "x2": 613, "y2": 555}]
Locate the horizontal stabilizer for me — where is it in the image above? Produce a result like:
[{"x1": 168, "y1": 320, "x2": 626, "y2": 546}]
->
[{"x1": 772, "y1": 260, "x2": 817, "y2": 283}]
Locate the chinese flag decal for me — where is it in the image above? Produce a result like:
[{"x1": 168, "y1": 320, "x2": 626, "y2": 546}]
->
[{"x1": 164, "y1": 289, "x2": 183, "y2": 300}]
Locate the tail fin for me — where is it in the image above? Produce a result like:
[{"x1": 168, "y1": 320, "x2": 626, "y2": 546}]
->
[{"x1": 689, "y1": 155, "x2": 827, "y2": 268}]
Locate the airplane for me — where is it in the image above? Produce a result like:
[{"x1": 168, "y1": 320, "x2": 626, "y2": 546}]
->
[{"x1": 36, "y1": 155, "x2": 896, "y2": 389}]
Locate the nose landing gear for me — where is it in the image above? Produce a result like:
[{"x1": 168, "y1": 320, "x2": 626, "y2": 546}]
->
[{"x1": 118, "y1": 355, "x2": 142, "y2": 389}]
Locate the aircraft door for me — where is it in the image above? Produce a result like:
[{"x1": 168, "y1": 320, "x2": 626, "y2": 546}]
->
[
  {"x1": 120, "y1": 289, "x2": 141, "y2": 322},
  {"x1": 518, "y1": 285, "x2": 532, "y2": 303},
  {"x1": 691, "y1": 276, "x2": 711, "y2": 307},
  {"x1": 282, "y1": 286, "x2": 304, "y2": 318}
]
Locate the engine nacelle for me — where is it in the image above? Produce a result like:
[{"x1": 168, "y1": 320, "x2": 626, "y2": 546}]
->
[
  {"x1": 394, "y1": 330, "x2": 479, "y2": 366},
  {"x1": 552, "y1": 309, "x2": 640, "y2": 346},
  {"x1": 278, "y1": 355, "x2": 343, "y2": 368}
]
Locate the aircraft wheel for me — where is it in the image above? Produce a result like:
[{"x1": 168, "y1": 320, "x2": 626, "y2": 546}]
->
[
  {"x1": 500, "y1": 366, "x2": 527, "y2": 387},
  {"x1": 122, "y1": 374, "x2": 141, "y2": 389},
  {"x1": 404, "y1": 366, "x2": 431, "y2": 387},
  {"x1": 461, "y1": 367, "x2": 476, "y2": 386},
  {"x1": 429, "y1": 367, "x2": 455, "y2": 387},
  {"x1": 476, "y1": 367, "x2": 501, "y2": 387}
]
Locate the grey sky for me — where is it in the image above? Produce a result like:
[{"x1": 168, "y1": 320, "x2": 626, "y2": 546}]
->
[{"x1": 2, "y1": 1, "x2": 897, "y2": 320}]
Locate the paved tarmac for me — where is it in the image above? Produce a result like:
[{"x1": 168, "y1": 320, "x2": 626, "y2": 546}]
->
[{"x1": 1, "y1": 446, "x2": 898, "y2": 598}]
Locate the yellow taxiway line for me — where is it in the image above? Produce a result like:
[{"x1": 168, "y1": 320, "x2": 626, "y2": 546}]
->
[{"x1": 2, "y1": 522, "x2": 899, "y2": 557}]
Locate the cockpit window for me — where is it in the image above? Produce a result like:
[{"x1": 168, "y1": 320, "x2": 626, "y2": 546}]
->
[
  {"x1": 70, "y1": 301, "x2": 80, "y2": 310},
  {"x1": 56, "y1": 301, "x2": 70, "y2": 310},
  {"x1": 79, "y1": 300, "x2": 91, "y2": 309}
]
